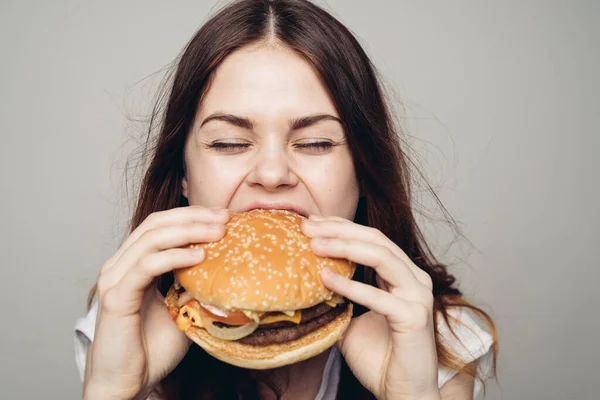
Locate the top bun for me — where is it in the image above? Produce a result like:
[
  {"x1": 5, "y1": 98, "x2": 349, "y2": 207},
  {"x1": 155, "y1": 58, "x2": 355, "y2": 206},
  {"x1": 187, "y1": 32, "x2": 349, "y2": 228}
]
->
[{"x1": 174, "y1": 209, "x2": 355, "y2": 312}]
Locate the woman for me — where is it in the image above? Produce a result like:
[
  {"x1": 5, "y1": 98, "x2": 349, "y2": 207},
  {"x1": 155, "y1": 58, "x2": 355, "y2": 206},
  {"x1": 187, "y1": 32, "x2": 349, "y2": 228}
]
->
[{"x1": 75, "y1": 0, "x2": 498, "y2": 399}]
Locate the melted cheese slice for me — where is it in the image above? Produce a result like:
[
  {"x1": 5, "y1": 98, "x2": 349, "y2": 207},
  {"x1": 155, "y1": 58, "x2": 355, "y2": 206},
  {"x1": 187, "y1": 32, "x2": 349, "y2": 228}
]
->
[
  {"x1": 325, "y1": 294, "x2": 345, "y2": 308},
  {"x1": 259, "y1": 310, "x2": 302, "y2": 325}
]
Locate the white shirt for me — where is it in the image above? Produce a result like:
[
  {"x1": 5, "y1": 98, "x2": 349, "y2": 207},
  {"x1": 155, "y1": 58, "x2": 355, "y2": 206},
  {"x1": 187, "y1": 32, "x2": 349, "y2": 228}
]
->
[{"x1": 74, "y1": 298, "x2": 493, "y2": 399}]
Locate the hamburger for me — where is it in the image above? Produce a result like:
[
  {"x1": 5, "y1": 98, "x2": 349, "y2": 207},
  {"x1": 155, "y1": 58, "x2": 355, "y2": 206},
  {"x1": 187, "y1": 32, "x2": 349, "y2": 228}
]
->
[{"x1": 164, "y1": 208, "x2": 354, "y2": 369}]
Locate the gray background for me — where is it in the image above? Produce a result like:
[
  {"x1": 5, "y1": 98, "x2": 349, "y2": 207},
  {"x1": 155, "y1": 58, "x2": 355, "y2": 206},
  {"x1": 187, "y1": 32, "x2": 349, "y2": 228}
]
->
[{"x1": 1, "y1": 1, "x2": 598, "y2": 399}]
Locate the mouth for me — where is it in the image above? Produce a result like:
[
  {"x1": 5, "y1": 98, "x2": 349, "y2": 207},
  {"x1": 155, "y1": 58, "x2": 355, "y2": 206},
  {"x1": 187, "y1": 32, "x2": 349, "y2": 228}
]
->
[{"x1": 239, "y1": 202, "x2": 310, "y2": 218}]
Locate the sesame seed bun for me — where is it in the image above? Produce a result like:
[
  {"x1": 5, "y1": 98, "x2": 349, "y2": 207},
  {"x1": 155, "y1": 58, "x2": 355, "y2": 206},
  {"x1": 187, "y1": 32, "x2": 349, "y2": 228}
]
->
[{"x1": 174, "y1": 209, "x2": 356, "y2": 311}]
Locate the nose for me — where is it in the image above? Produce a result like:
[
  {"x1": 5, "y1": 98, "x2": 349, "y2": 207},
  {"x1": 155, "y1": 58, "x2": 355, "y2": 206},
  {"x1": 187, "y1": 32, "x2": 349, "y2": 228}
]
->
[{"x1": 246, "y1": 144, "x2": 299, "y2": 191}]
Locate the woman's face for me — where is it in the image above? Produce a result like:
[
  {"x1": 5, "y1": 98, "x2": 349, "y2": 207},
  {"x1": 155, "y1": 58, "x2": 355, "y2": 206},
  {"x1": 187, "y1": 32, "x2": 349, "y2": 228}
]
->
[{"x1": 182, "y1": 42, "x2": 359, "y2": 219}]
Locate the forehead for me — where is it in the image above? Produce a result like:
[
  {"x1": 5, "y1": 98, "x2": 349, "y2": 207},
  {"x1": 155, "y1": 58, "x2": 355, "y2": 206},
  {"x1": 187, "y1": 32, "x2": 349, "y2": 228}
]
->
[{"x1": 197, "y1": 42, "x2": 339, "y2": 119}]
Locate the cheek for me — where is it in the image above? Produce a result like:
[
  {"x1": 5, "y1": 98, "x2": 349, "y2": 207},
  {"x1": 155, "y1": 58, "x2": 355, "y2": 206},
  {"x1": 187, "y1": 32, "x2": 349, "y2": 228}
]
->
[
  {"x1": 300, "y1": 155, "x2": 359, "y2": 218},
  {"x1": 185, "y1": 156, "x2": 249, "y2": 207}
]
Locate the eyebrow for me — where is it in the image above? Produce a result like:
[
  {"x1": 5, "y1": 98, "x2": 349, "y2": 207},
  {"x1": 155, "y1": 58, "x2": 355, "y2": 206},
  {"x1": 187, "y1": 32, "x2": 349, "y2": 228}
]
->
[{"x1": 199, "y1": 113, "x2": 342, "y2": 130}]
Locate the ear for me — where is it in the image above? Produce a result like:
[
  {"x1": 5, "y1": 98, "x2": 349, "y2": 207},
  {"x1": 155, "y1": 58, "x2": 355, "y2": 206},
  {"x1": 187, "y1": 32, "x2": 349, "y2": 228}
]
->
[{"x1": 181, "y1": 176, "x2": 189, "y2": 199}]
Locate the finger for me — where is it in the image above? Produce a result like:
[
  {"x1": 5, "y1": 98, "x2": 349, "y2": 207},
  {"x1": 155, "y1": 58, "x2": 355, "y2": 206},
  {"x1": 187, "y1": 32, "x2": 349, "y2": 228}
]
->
[
  {"x1": 100, "y1": 222, "x2": 226, "y2": 290},
  {"x1": 308, "y1": 214, "x2": 350, "y2": 222},
  {"x1": 311, "y1": 237, "x2": 417, "y2": 290},
  {"x1": 320, "y1": 268, "x2": 427, "y2": 331},
  {"x1": 303, "y1": 219, "x2": 432, "y2": 289},
  {"x1": 102, "y1": 206, "x2": 229, "y2": 274},
  {"x1": 101, "y1": 247, "x2": 206, "y2": 316}
]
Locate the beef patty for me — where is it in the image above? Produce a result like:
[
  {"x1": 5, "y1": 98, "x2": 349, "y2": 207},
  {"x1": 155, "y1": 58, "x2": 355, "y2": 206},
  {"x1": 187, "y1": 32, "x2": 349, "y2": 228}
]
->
[{"x1": 238, "y1": 304, "x2": 346, "y2": 346}]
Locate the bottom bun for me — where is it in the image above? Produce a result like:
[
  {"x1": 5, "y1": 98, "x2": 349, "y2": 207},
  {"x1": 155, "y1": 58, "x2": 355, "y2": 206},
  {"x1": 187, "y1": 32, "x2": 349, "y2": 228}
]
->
[{"x1": 185, "y1": 303, "x2": 352, "y2": 370}]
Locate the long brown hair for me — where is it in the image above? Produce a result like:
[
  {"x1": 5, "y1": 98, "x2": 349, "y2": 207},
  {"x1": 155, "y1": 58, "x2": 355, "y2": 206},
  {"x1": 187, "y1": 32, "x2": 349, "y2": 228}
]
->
[{"x1": 89, "y1": 0, "x2": 498, "y2": 398}]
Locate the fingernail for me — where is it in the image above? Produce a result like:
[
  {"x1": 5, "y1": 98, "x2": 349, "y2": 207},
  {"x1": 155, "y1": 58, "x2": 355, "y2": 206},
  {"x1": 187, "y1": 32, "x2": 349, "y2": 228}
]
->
[
  {"x1": 303, "y1": 219, "x2": 318, "y2": 226},
  {"x1": 320, "y1": 267, "x2": 336, "y2": 279},
  {"x1": 190, "y1": 248, "x2": 205, "y2": 258},
  {"x1": 208, "y1": 223, "x2": 223, "y2": 230},
  {"x1": 312, "y1": 237, "x2": 330, "y2": 246}
]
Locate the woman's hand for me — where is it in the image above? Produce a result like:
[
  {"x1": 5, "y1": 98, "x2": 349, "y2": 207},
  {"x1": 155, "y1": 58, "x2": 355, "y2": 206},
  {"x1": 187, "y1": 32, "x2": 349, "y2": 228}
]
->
[
  {"x1": 302, "y1": 216, "x2": 441, "y2": 400},
  {"x1": 84, "y1": 206, "x2": 230, "y2": 400}
]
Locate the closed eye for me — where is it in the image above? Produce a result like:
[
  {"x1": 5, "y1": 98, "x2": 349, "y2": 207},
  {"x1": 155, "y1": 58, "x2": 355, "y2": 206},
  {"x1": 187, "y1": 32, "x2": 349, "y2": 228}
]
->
[
  {"x1": 206, "y1": 142, "x2": 251, "y2": 152},
  {"x1": 293, "y1": 141, "x2": 336, "y2": 153}
]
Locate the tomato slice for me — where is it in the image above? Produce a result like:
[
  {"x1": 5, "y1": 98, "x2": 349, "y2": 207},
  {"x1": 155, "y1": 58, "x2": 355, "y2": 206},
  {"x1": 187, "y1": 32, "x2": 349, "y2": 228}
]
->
[{"x1": 200, "y1": 306, "x2": 253, "y2": 326}]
